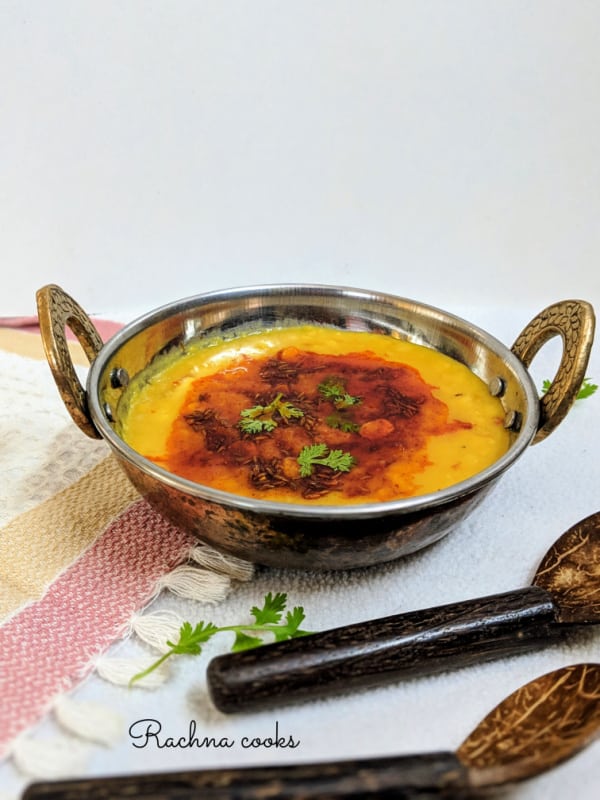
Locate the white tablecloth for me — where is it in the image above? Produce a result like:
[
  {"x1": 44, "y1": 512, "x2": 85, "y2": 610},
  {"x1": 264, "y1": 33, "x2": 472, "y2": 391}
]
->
[{"x1": 1, "y1": 304, "x2": 598, "y2": 800}]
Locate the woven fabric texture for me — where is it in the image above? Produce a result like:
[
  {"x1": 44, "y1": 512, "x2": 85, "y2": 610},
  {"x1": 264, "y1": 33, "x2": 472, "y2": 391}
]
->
[
  {"x1": 0, "y1": 457, "x2": 140, "y2": 619},
  {"x1": 0, "y1": 499, "x2": 194, "y2": 759}
]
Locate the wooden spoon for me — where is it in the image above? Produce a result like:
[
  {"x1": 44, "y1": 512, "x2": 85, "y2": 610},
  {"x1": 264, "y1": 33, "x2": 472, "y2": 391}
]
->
[
  {"x1": 208, "y1": 511, "x2": 600, "y2": 712},
  {"x1": 22, "y1": 663, "x2": 600, "y2": 799}
]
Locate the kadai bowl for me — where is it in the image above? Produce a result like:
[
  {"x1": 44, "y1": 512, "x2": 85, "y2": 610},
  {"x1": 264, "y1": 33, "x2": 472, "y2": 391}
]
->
[{"x1": 37, "y1": 284, "x2": 594, "y2": 569}]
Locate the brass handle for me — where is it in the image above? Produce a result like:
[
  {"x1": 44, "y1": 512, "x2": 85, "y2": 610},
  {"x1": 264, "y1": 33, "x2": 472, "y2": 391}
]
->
[
  {"x1": 36, "y1": 284, "x2": 104, "y2": 439},
  {"x1": 511, "y1": 299, "x2": 595, "y2": 444}
]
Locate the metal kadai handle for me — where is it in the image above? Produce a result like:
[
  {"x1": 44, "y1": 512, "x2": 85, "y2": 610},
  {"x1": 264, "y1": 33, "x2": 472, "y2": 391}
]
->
[
  {"x1": 36, "y1": 284, "x2": 104, "y2": 439},
  {"x1": 511, "y1": 299, "x2": 595, "y2": 444}
]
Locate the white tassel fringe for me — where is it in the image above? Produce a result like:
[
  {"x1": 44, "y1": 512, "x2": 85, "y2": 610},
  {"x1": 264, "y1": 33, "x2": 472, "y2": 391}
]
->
[
  {"x1": 95, "y1": 655, "x2": 170, "y2": 688},
  {"x1": 130, "y1": 609, "x2": 186, "y2": 653},
  {"x1": 3, "y1": 536, "x2": 256, "y2": 784},
  {"x1": 53, "y1": 696, "x2": 123, "y2": 746},
  {"x1": 156, "y1": 565, "x2": 230, "y2": 603},
  {"x1": 188, "y1": 544, "x2": 255, "y2": 582},
  {"x1": 10, "y1": 735, "x2": 90, "y2": 780}
]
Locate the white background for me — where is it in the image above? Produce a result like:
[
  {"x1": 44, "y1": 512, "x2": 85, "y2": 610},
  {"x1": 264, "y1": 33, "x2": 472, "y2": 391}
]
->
[
  {"x1": 1, "y1": 0, "x2": 599, "y2": 319},
  {"x1": 1, "y1": 4, "x2": 599, "y2": 799}
]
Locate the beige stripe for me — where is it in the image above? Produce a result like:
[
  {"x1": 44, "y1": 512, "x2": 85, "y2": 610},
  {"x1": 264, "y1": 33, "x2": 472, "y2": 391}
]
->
[
  {"x1": 0, "y1": 457, "x2": 140, "y2": 620},
  {"x1": 0, "y1": 328, "x2": 88, "y2": 364}
]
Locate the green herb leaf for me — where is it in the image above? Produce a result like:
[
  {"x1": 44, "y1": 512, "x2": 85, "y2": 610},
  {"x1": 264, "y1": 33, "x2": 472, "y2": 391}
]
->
[
  {"x1": 277, "y1": 401, "x2": 305, "y2": 421},
  {"x1": 297, "y1": 443, "x2": 355, "y2": 477},
  {"x1": 128, "y1": 593, "x2": 312, "y2": 686},
  {"x1": 542, "y1": 376, "x2": 597, "y2": 400},
  {"x1": 239, "y1": 417, "x2": 269, "y2": 434},
  {"x1": 577, "y1": 378, "x2": 598, "y2": 399},
  {"x1": 128, "y1": 620, "x2": 220, "y2": 685},
  {"x1": 324, "y1": 449, "x2": 356, "y2": 471},
  {"x1": 318, "y1": 379, "x2": 361, "y2": 409},
  {"x1": 250, "y1": 591, "x2": 287, "y2": 625},
  {"x1": 169, "y1": 621, "x2": 220, "y2": 655},
  {"x1": 231, "y1": 631, "x2": 264, "y2": 652},
  {"x1": 239, "y1": 394, "x2": 304, "y2": 434},
  {"x1": 272, "y1": 606, "x2": 308, "y2": 642},
  {"x1": 297, "y1": 443, "x2": 327, "y2": 477},
  {"x1": 325, "y1": 413, "x2": 360, "y2": 433}
]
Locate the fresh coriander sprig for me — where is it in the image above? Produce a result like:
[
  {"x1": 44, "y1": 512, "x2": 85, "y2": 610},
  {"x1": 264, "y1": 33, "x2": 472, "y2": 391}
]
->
[
  {"x1": 129, "y1": 592, "x2": 310, "y2": 686},
  {"x1": 317, "y1": 379, "x2": 361, "y2": 409},
  {"x1": 542, "y1": 376, "x2": 597, "y2": 400},
  {"x1": 297, "y1": 443, "x2": 356, "y2": 477},
  {"x1": 239, "y1": 394, "x2": 304, "y2": 434}
]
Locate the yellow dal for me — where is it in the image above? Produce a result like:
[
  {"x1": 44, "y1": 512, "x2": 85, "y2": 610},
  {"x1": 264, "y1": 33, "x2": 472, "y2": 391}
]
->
[{"x1": 119, "y1": 326, "x2": 509, "y2": 504}]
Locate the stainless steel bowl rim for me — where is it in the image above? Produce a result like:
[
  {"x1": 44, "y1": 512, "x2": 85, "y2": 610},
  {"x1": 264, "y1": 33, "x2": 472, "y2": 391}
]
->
[{"x1": 86, "y1": 283, "x2": 540, "y2": 520}]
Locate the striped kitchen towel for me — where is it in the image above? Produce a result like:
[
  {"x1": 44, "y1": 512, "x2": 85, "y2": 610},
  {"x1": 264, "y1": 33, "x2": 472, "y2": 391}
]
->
[{"x1": 0, "y1": 327, "x2": 253, "y2": 780}]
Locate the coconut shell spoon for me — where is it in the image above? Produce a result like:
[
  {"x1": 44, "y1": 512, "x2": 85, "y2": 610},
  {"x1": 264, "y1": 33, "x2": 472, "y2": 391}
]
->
[
  {"x1": 22, "y1": 662, "x2": 600, "y2": 799},
  {"x1": 208, "y1": 511, "x2": 600, "y2": 713}
]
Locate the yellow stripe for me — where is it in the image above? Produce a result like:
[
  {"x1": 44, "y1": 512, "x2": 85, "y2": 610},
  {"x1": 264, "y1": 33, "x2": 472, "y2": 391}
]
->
[
  {"x1": 0, "y1": 329, "x2": 138, "y2": 619},
  {"x1": 0, "y1": 457, "x2": 139, "y2": 620},
  {"x1": 0, "y1": 327, "x2": 88, "y2": 364}
]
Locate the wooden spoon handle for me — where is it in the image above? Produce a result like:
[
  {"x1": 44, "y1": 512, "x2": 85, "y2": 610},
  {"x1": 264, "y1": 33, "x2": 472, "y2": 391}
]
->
[
  {"x1": 23, "y1": 752, "x2": 468, "y2": 800},
  {"x1": 208, "y1": 586, "x2": 561, "y2": 713}
]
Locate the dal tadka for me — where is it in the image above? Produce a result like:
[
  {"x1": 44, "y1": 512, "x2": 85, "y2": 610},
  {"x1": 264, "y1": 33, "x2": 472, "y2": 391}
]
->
[{"x1": 119, "y1": 326, "x2": 509, "y2": 505}]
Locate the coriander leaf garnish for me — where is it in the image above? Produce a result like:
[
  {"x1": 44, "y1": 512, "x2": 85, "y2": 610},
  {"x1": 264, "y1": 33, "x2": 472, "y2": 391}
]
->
[
  {"x1": 239, "y1": 417, "x2": 274, "y2": 434},
  {"x1": 129, "y1": 593, "x2": 311, "y2": 685},
  {"x1": 171, "y1": 621, "x2": 219, "y2": 654},
  {"x1": 325, "y1": 413, "x2": 360, "y2": 433},
  {"x1": 232, "y1": 632, "x2": 264, "y2": 652},
  {"x1": 275, "y1": 606, "x2": 307, "y2": 642},
  {"x1": 319, "y1": 379, "x2": 361, "y2": 431},
  {"x1": 277, "y1": 401, "x2": 305, "y2": 420},
  {"x1": 297, "y1": 443, "x2": 356, "y2": 477},
  {"x1": 542, "y1": 376, "x2": 597, "y2": 400},
  {"x1": 318, "y1": 378, "x2": 361, "y2": 409},
  {"x1": 239, "y1": 393, "x2": 304, "y2": 434},
  {"x1": 576, "y1": 377, "x2": 598, "y2": 399},
  {"x1": 250, "y1": 590, "x2": 287, "y2": 625}
]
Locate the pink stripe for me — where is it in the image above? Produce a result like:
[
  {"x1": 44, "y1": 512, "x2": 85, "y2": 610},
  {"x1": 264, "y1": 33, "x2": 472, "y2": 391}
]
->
[
  {"x1": 0, "y1": 500, "x2": 195, "y2": 758},
  {"x1": 0, "y1": 317, "x2": 123, "y2": 340}
]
